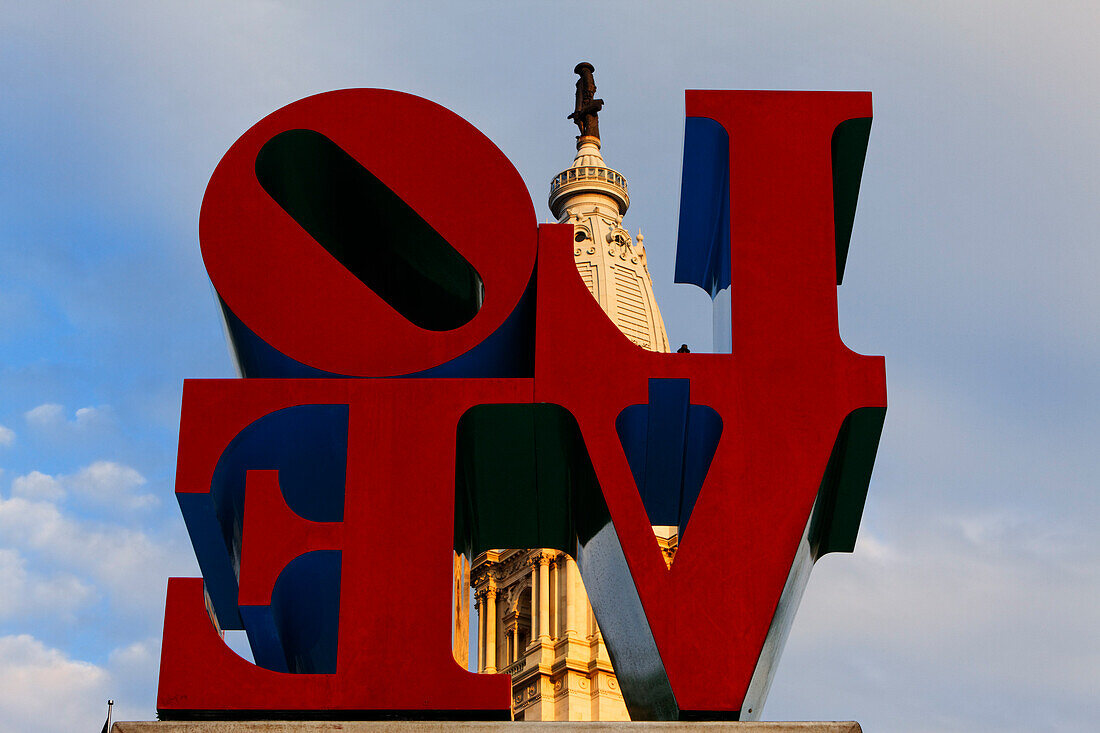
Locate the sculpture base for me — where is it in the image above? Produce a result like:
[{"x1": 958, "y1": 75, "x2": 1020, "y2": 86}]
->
[{"x1": 114, "y1": 723, "x2": 861, "y2": 732}]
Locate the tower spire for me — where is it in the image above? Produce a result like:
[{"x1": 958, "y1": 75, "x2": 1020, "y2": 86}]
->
[
  {"x1": 465, "y1": 65, "x2": 674, "y2": 723},
  {"x1": 547, "y1": 62, "x2": 670, "y2": 353},
  {"x1": 549, "y1": 62, "x2": 628, "y2": 221}
]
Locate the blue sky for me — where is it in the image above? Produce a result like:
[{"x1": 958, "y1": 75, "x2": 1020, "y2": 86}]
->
[{"x1": 1, "y1": 2, "x2": 1097, "y2": 731}]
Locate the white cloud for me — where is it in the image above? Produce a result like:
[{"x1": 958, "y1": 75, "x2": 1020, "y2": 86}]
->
[
  {"x1": 9, "y1": 461, "x2": 155, "y2": 510},
  {"x1": 0, "y1": 424, "x2": 14, "y2": 447},
  {"x1": 105, "y1": 638, "x2": 161, "y2": 724},
  {"x1": 0, "y1": 632, "x2": 162, "y2": 732},
  {"x1": 0, "y1": 495, "x2": 190, "y2": 616},
  {"x1": 0, "y1": 549, "x2": 94, "y2": 621},
  {"x1": 67, "y1": 460, "x2": 155, "y2": 510},
  {"x1": 0, "y1": 476, "x2": 190, "y2": 718},
  {"x1": 107, "y1": 638, "x2": 158, "y2": 683},
  {"x1": 74, "y1": 406, "x2": 97, "y2": 421},
  {"x1": 767, "y1": 515, "x2": 1100, "y2": 732},
  {"x1": 11, "y1": 471, "x2": 65, "y2": 502},
  {"x1": 73, "y1": 406, "x2": 108, "y2": 427},
  {"x1": 22, "y1": 403, "x2": 111, "y2": 432},
  {"x1": 24, "y1": 403, "x2": 63, "y2": 426},
  {"x1": 0, "y1": 635, "x2": 108, "y2": 733}
]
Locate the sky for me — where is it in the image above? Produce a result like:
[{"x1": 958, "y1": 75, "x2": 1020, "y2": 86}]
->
[{"x1": 1, "y1": 1, "x2": 1098, "y2": 731}]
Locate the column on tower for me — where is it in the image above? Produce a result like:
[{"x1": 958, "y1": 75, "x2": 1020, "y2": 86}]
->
[
  {"x1": 549, "y1": 553, "x2": 560, "y2": 639},
  {"x1": 475, "y1": 589, "x2": 485, "y2": 672},
  {"x1": 528, "y1": 557, "x2": 538, "y2": 648},
  {"x1": 563, "y1": 555, "x2": 578, "y2": 637},
  {"x1": 537, "y1": 553, "x2": 551, "y2": 641},
  {"x1": 484, "y1": 584, "x2": 497, "y2": 673}
]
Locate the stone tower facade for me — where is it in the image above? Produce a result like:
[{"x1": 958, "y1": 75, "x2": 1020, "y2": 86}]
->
[
  {"x1": 548, "y1": 135, "x2": 670, "y2": 353},
  {"x1": 460, "y1": 65, "x2": 673, "y2": 721}
]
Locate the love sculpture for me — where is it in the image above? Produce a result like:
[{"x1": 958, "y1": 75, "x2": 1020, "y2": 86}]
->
[{"x1": 156, "y1": 87, "x2": 887, "y2": 721}]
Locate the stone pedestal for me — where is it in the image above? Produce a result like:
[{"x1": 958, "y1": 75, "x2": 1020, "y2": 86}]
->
[{"x1": 114, "y1": 722, "x2": 861, "y2": 733}]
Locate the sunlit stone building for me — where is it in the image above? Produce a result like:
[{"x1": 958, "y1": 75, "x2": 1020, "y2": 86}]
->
[
  {"x1": 548, "y1": 124, "x2": 670, "y2": 353},
  {"x1": 459, "y1": 64, "x2": 674, "y2": 721}
]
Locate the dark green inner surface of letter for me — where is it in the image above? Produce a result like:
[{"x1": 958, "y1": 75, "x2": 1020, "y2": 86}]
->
[{"x1": 256, "y1": 129, "x2": 484, "y2": 331}]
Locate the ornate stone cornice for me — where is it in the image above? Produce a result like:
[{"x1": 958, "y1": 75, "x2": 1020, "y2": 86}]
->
[{"x1": 471, "y1": 559, "x2": 499, "y2": 589}]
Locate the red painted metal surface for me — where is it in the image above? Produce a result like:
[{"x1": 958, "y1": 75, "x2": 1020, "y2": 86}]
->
[
  {"x1": 159, "y1": 88, "x2": 885, "y2": 719},
  {"x1": 532, "y1": 92, "x2": 886, "y2": 714},
  {"x1": 161, "y1": 378, "x2": 528, "y2": 716},
  {"x1": 199, "y1": 89, "x2": 537, "y2": 377}
]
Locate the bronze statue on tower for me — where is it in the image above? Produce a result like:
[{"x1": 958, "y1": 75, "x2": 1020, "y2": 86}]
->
[{"x1": 568, "y1": 62, "x2": 604, "y2": 140}]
